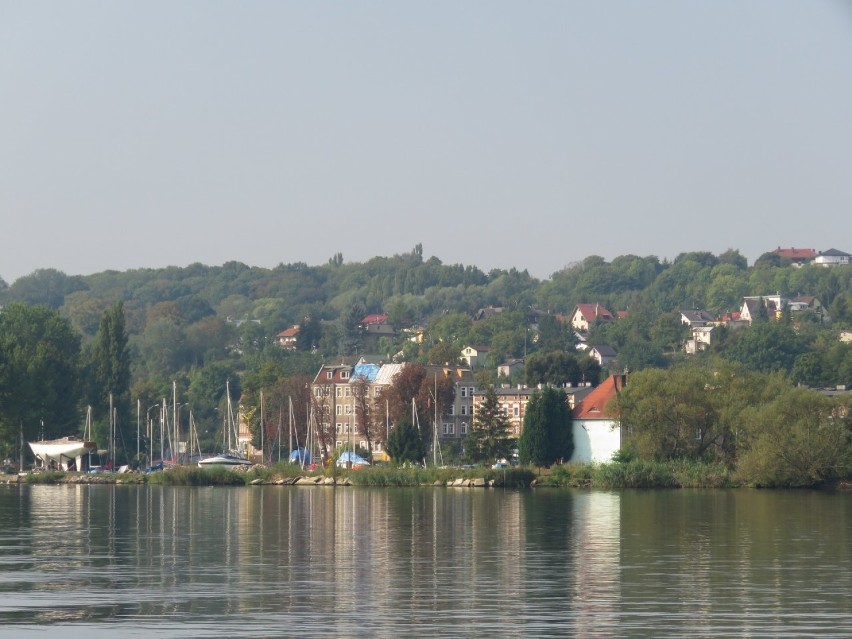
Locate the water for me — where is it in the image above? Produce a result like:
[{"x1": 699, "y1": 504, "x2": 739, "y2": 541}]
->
[{"x1": 0, "y1": 484, "x2": 849, "y2": 638}]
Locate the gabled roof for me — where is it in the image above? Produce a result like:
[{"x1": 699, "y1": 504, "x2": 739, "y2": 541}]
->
[
  {"x1": 361, "y1": 313, "x2": 389, "y2": 325},
  {"x1": 818, "y1": 248, "x2": 851, "y2": 257},
  {"x1": 277, "y1": 326, "x2": 300, "y2": 338},
  {"x1": 773, "y1": 247, "x2": 817, "y2": 260},
  {"x1": 572, "y1": 374, "x2": 627, "y2": 420},
  {"x1": 373, "y1": 363, "x2": 406, "y2": 385},
  {"x1": 573, "y1": 303, "x2": 614, "y2": 322},
  {"x1": 472, "y1": 306, "x2": 504, "y2": 321},
  {"x1": 589, "y1": 344, "x2": 617, "y2": 358},
  {"x1": 680, "y1": 309, "x2": 715, "y2": 324}
]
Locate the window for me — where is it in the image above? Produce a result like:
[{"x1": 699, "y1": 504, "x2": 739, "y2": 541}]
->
[
  {"x1": 374, "y1": 387, "x2": 381, "y2": 397},
  {"x1": 442, "y1": 423, "x2": 455, "y2": 435},
  {"x1": 360, "y1": 441, "x2": 366, "y2": 449},
  {"x1": 336, "y1": 440, "x2": 342, "y2": 449},
  {"x1": 326, "y1": 371, "x2": 333, "y2": 380},
  {"x1": 345, "y1": 405, "x2": 352, "y2": 415},
  {"x1": 336, "y1": 387, "x2": 343, "y2": 397},
  {"x1": 336, "y1": 405, "x2": 343, "y2": 415},
  {"x1": 341, "y1": 371, "x2": 350, "y2": 379},
  {"x1": 449, "y1": 404, "x2": 455, "y2": 415},
  {"x1": 460, "y1": 387, "x2": 468, "y2": 398},
  {"x1": 314, "y1": 388, "x2": 322, "y2": 397},
  {"x1": 345, "y1": 387, "x2": 351, "y2": 397},
  {"x1": 460, "y1": 405, "x2": 468, "y2": 416},
  {"x1": 460, "y1": 422, "x2": 468, "y2": 435},
  {"x1": 513, "y1": 404, "x2": 520, "y2": 417},
  {"x1": 343, "y1": 424, "x2": 349, "y2": 434},
  {"x1": 336, "y1": 423, "x2": 342, "y2": 434}
]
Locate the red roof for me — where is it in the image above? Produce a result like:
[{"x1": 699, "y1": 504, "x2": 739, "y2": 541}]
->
[
  {"x1": 361, "y1": 313, "x2": 389, "y2": 325},
  {"x1": 572, "y1": 374, "x2": 626, "y2": 420},
  {"x1": 277, "y1": 326, "x2": 300, "y2": 338},
  {"x1": 773, "y1": 247, "x2": 817, "y2": 260},
  {"x1": 574, "y1": 303, "x2": 614, "y2": 322}
]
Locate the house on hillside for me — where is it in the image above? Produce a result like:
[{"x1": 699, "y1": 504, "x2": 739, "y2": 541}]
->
[
  {"x1": 571, "y1": 373, "x2": 626, "y2": 464},
  {"x1": 740, "y1": 295, "x2": 787, "y2": 324},
  {"x1": 497, "y1": 359, "x2": 524, "y2": 379},
  {"x1": 570, "y1": 304, "x2": 614, "y2": 332},
  {"x1": 588, "y1": 345, "x2": 617, "y2": 368},
  {"x1": 472, "y1": 306, "x2": 504, "y2": 321},
  {"x1": 685, "y1": 326, "x2": 714, "y2": 354},
  {"x1": 680, "y1": 309, "x2": 715, "y2": 327},
  {"x1": 461, "y1": 345, "x2": 490, "y2": 368},
  {"x1": 360, "y1": 313, "x2": 394, "y2": 335},
  {"x1": 772, "y1": 247, "x2": 817, "y2": 267},
  {"x1": 814, "y1": 248, "x2": 851, "y2": 267},
  {"x1": 276, "y1": 325, "x2": 300, "y2": 350}
]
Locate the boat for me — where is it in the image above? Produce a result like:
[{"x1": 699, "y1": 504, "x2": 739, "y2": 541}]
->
[
  {"x1": 197, "y1": 453, "x2": 252, "y2": 468},
  {"x1": 28, "y1": 437, "x2": 96, "y2": 471}
]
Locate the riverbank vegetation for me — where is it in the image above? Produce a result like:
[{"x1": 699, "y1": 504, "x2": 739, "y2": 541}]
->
[{"x1": 1, "y1": 247, "x2": 851, "y2": 484}]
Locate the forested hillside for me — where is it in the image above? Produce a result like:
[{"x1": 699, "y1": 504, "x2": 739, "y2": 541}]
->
[{"x1": 1, "y1": 245, "x2": 851, "y2": 461}]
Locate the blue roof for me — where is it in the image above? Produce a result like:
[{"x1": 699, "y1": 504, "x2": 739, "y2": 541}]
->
[{"x1": 351, "y1": 363, "x2": 380, "y2": 382}]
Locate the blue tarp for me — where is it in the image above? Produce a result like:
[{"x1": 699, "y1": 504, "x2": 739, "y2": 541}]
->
[
  {"x1": 336, "y1": 451, "x2": 371, "y2": 466},
  {"x1": 289, "y1": 448, "x2": 311, "y2": 465}
]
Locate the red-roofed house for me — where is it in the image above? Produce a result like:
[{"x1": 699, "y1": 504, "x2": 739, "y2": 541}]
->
[
  {"x1": 571, "y1": 373, "x2": 626, "y2": 463},
  {"x1": 772, "y1": 247, "x2": 817, "y2": 266},
  {"x1": 570, "y1": 304, "x2": 614, "y2": 332},
  {"x1": 360, "y1": 313, "x2": 394, "y2": 336},
  {"x1": 276, "y1": 325, "x2": 300, "y2": 350}
]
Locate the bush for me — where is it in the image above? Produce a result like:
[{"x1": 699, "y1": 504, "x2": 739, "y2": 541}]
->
[
  {"x1": 147, "y1": 466, "x2": 246, "y2": 486},
  {"x1": 23, "y1": 471, "x2": 66, "y2": 484},
  {"x1": 535, "y1": 464, "x2": 594, "y2": 488},
  {"x1": 593, "y1": 460, "x2": 678, "y2": 488}
]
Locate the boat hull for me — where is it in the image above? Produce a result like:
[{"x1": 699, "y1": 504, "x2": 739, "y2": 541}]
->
[
  {"x1": 28, "y1": 437, "x2": 96, "y2": 471},
  {"x1": 197, "y1": 454, "x2": 252, "y2": 468}
]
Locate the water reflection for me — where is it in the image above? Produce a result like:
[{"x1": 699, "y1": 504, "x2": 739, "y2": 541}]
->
[{"x1": 0, "y1": 484, "x2": 849, "y2": 637}]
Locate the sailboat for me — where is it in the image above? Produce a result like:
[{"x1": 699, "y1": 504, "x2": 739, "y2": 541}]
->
[{"x1": 198, "y1": 380, "x2": 252, "y2": 468}]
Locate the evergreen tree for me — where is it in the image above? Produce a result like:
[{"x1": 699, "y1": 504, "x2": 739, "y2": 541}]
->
[
  {"x1": 386, "y1": 416, "x2": 425, "y2": 465},
  {"x1": 464, "y1": 385, "x2": 511, "y2": 462},
  {"x1": 518, "y1": 387, "x2": 572, "y2": 467},
  {"x1": 88, "y1": 302, "x2": 131, "y2": 454}
]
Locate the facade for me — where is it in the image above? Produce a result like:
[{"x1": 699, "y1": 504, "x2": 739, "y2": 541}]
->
[
  {"x1": 276, "y1": 325, "x2": 300, "y2": 350},
  {"x1": 570, "y1": 304, "x2": 614, "y2": 332},
  {"x1": 685, "y1": 326, "x2": 714, "y2": 354},
  {"x1": 497, "y1": 359, "x2": 525, "y2": 379},
  {"x1": 588, "y1": 345, "x2": 617, "y2": 367},
  {"x1": 813, "y1": 248, "x2": 851, "y2": 267},
  {"x1": 571, "y1": 373, "x2": 626, "y2": 464},
  {"x1": 460, "y1": 345, "x2": 489, "y2": 368}
]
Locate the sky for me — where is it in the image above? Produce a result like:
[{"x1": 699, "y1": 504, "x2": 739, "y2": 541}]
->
[{"x1": 2, "y1": 1, "x2": 851, "y2": 284}]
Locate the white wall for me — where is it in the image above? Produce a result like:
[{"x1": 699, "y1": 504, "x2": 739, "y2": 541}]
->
[{"x1": 571, "y1": 419, "x2": 621, "y2": 464}]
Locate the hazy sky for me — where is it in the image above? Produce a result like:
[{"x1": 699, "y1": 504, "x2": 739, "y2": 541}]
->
[{"x1": 2, "y1": 1, "x2": 851, "y2": 284}]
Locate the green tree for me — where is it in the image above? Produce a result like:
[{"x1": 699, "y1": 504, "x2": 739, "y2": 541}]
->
[
  {"x1": 0, "y1": 304, "x2": 82, "y2": 457},
  {"x1": 736, "y1": 388, "x2": 851, "y2": 487},
  {"x1": 86, "y1": 302, "x2": 132, "y2": 454},
  {"x1": 464, "y1": 385, "x2": 511, "y2": 463},
  {"x1": 386, "y1": 416, "x2": 425, "y2": 464},
  {"x1": 518, "y1": 387, "x2": 572, "y2": 466}
]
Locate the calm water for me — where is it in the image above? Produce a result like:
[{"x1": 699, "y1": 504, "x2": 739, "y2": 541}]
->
[{"x1": 0, "y1": 484, "x2": 849, "y2": 638}]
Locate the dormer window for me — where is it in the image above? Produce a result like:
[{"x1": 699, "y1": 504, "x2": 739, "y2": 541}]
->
[{"x1": 341, "y1": 371, "x2": 350, "y2": 379}]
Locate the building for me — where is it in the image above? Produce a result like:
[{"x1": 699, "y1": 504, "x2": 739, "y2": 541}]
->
[
  {"x1": 571, "y1": 373, "x2": 627, "y2": 464},
  {"x1": 813, "y1": 248, "x2": 851, "y2": 267},
  {"x1": 772, "y1": 247, "x2": 818, "y2": 267},
  {"x1": 460, "y1": 345, "x2": 490, "y2": 368},
  {"x1": 570, "y1": 304, "x2": 614, "y2": 332},
  {"x1": 276, "y1": 325, "x2": 300, "y2": 350}
]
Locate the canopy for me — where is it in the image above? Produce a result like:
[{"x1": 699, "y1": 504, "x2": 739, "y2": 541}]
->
[
  {"x1": 289, "y1": 448, "x2": 311, "y2": 465},
  {"x1": 336, "y1": 451, "x2": 371, "y2": 467}
]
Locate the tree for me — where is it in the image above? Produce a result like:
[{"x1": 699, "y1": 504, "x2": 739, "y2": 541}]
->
[
  {"x1": 386, "y1": 416, "x2": 425, "y2": 464},
  {"x1": 518, "y1": 387, "x2": 572, "y2": 467},
  {"x1": 0, "y1": 304, "x2": 82, "y2": 458},
  {"x1": 536, "y1": 314, "x2": 574, "y2": 352},
  {"x1": 465, "y1": 385, "x2": 511, "y2": 463},
  {"x1": 85, "y1": 302, "x2": 132, "y2": 454},
  {"x1": 735, "y1": 388, "x2": 852, "y2": 487}
]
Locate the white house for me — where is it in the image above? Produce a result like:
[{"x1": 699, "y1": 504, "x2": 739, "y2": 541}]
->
[
  {"x1": 813, "y1": 248, "x2": 850, "y2": 267},
  {"x1": 570, "y1": 373, "x2": 626, "y2": 464}
]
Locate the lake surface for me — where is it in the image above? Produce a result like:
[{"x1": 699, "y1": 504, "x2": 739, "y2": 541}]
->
[{"x1": 0, "y1": 484, "x2": 849, "y2": 638}]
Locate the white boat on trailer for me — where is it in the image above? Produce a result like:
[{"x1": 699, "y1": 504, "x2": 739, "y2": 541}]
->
[{"x1": 28, "y1": 437, "x2": 96, "y2": 471}]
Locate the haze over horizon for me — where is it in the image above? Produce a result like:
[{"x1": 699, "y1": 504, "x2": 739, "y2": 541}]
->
[{"x1": 3, "y1": 2, "x2": 851, "y2": 284}]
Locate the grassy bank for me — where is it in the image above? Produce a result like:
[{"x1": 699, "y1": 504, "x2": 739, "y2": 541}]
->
[{"x1": 16, "y1": 460, "x2": 842, "y2": 489}]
